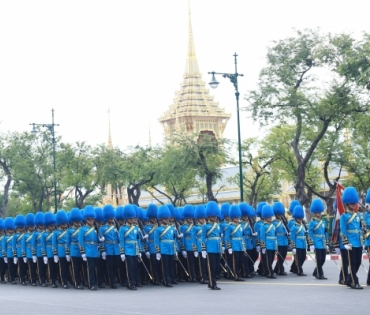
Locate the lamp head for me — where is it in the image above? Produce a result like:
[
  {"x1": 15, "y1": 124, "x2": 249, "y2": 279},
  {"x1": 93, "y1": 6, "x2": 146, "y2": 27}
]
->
[
  {"x1": 209, "y1": 73, "x2": 219, "y2": 89},
  {"x1": 30, "y1": 124, "x2": 37, "y2": 135}
]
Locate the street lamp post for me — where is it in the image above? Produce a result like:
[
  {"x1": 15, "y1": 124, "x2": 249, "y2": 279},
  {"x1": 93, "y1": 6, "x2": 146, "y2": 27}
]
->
[
  {"x1": 30, "y1": 109, "x2": 59, "y2": 212},
  {"x1": 208, "y1": 53, "x2": 244, "y2": 202}
]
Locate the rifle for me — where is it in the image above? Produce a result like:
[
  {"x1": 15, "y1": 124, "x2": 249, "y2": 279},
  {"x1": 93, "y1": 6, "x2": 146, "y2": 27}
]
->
[
  {"x1": 247, "y1": 216, "x2": 256, "y2": 234},
  {"x1": 302, "y1": 220, "x2": 313, "y2": 251}
]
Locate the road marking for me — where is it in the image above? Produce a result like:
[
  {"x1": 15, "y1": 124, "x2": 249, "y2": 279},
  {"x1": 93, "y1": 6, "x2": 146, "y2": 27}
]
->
[{"x1": 220, "y1": 281, "x2": 357, "y2": 287}]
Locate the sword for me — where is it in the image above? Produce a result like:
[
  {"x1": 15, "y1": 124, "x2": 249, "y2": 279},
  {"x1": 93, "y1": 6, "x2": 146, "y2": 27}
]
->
[
  {"x1": 175, "y1": 255, "x2": 189, "y2": 277},
  {"x1": 275, "y1": 250, "x2": 289, "y2": 267},
  {"x1": 244, "y1": 250, "x2": 256, "y2": 265},
  {"x1": 138, "y1": 256, "x2": 153, "y2": 280},
  {"x1": 221, "y1": 254, "x2": 235, "y2": 278}
]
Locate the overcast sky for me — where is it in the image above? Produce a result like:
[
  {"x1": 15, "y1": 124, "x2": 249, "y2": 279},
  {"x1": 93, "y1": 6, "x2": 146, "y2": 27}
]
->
[{"x1": 0, "y1": 0, "x2": 368, "y2": 150}]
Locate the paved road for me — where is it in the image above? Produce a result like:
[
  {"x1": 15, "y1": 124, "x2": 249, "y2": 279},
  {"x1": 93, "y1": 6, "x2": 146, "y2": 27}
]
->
[{"x1": 1, "y1": 261, "x2": 369, "y2": 315}]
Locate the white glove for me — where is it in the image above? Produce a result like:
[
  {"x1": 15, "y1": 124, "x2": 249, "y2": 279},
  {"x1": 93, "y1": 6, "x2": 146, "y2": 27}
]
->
[
  {"x1": 202, "y1": 250, "x2": 207, "y2": 258},
  {"x1": 335, "y1": 248, "x2": 341, "y2": 255},
  {"x1": 221, "y1": 247, "x2": 225, "y2": 254},
  {"x1": 228, "y1": 248, "x2": 233, "y2": 254},
  {"x1": 32, "y1": 256, "x2": 37, "y2": 263},
  {"x1": 262, "y1": 248, "x2": 266, "y2": 254},
  {"x1": 145, "y1": 252, "x2": 150, "y2": 259},
  {"x1": 252, "y1": 232, "x2": 257, "y2": 236},
  {"x1": 194, "y1": 251, "x2": 199, "y2": 258},
  {"x1": 344, "y1": 244, "x2": 352, "y2": 251},
  {"x1": 178, "y1": 233, "x2": 183, "y2": 238},
  {"x1": 43, "y1": 256, "x2": 48, "y2": 264},
  {"x1": 81, "y1": 253, "x2": 87, "y2": 261},
  {"x1": 102, "y1": 252, "x2": 107, "y2": 260},
  {"x1": 138, "y1": 252, "x2": 142, "y2": 258},
  {"x1": 156, "y1": 253, "x2": 161, "y2": 260},
  {"x1": 120, "y1": 254, "x2": 125, "y2": 262},
  {"x1": 326, "y1": 245, "x2": 330, "y2": 252},
  {"x1": 292, "y1": 249, "x2": 296, "y2": 255},
  {"x1": 4, "y1": 257, "x2": 8, "y2": 264},
  {"x1": 99, "y1": 236, "x2": 105, "y2": 242},
  {"x1": 66, "y1": 255, "x2": 71, "y2": 262},
  {"x1": 23, "y1": 257, "x2": 27, "y2": 263},
  {"x1": 256, "y1": 246, "x2": 261, "y2": 252},
  {"x1": 175, "y1": 251, "x2": 178, "y2": 257},
  {"x1": 310, "y1": 245, "x2": 315, "y2": 252},
  {"x1": 54, "y1": 255, "x2": 59, "y2": 263},
  {"x1": 13, "y1": 257, "x2": 18, "y2": 264},
  {"x1": 182, "y1": 250, "x2": 187, "y2": 258},
  {"x1": 143, "y1": 234, "x2": 149, "y2": 239}
]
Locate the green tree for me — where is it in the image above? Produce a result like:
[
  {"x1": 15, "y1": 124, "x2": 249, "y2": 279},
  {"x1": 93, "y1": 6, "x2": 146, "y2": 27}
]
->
[{"x1": 247, "y1": 30, "x2": 370, "y2": 210}]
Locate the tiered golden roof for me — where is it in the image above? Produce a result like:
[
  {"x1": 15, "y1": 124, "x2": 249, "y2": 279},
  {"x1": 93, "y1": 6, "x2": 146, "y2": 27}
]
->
[{"x1": 159, "y1": 4, "x2": 230, "y2": 141}]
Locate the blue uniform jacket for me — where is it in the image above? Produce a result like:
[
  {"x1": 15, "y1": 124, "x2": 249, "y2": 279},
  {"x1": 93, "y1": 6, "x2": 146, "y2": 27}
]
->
[
  {"x1": 154, "y1": 225, "x2": 176, "y2": 255},
  {"x1": 242, "y1": 221, "x2": 254, "y2": 250},
  {"x1": 12, "y1": 232, "x2": 24, "y2": 258},
  {"x1": 340, "y1": 211, "x2": 362, "y2": 248},
  {"x1": 225, "y1": 222, "x2": 245, "y2": 251},
  {"x1": 66, "y1": 227, "x2": 81, "y2": 257},
  {"x1": 290, "y1": 222, "x2": 307, "y2": 249},
  {"x1": 100, "y1": 224, "x2": 120, "y2": 255},
  {"x1": 193, "y1": 224, "x2": 204, "y2": 252},
  {"x1": 180, "y1": 223, "x2": 197, "y2": 252},
  {"x1": 254, "y1": 220, "x2": 263, "y2": 246},
  {"x1": 52, "y1": 229, "x2": 67, "y2": 257},
  {"x1": 79, "y1": 226, "x2": 99, "y2": 258},
  {"x1": 32, "y1": 230, "x2": 44, "y2": 257},
  {"x1": 308, "y1": 219, "x2": 328, "y2": 249},
  {"x1": 220, "y1": 221, "x2": 229, "y2": 248},
  {"x1": 273, "y1": 219, "x2": 289, "y2": 246},
  {"x1": 260, "y1": 222, "x2": 277, "y2": 250},
  {"x1": 41, "y1": 231, "x2": 54, "y2": 258},
  {"x1": 364, "y1": 212, "x2": 370, "y2": 247},
  {"x1": 119, "y1": 224, "x2": 140, "y2": 256},
  {"x1": 201, "y1": 222, "x2": 221, "y2": 254},
  {"x1": 143, "y1": 224, "x2": 158, "y2": 254},
  {"x1": 2, "y1": 235, "x2": 14, "y2": 258},
  {"x1": 22, "y1": 232, "x2": 34, "y2": 258}
]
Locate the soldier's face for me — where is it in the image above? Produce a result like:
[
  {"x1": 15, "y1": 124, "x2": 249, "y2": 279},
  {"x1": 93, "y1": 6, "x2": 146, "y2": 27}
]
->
[
  {"x1": 198, "y1": 218, "x2": 206, "y2": 224},
  {"x1": 162, "y1": 218, "x2": 169, "y2": 225},
  {"x1": 150, "y1": 218, "x2": 157, "y2": 224},
  {"x1": 74, "y1": 222, "x2": 81, "y2": 228},
  {"x1": 208, "y1": 216, "x2": 217, "y2": 223},
  {"x1": 0, "y1": 230, "x2": 4, "y2": 235},
  {"x1": 60, "y1": 223, "x2": 68, "y2": 230},
  {"x1": 7, "y1": 229, "x2": 14, "y2": 235},
  {"x1": 27, "y1": 226, "x2": 34, "y2": 232},
  {"x1": 314, "y1": 213, "x2": 321, "y2": 219},
  {"x1": 186, "y1": 218, "x2": 193, "y2": 224},
  {"x1": 86, "y1": 218, "x2": 95, "y2": 226},
  {"x1": 37, "y1": 225, "x2": 44, "y2": 231},
  {"x1": 232, "y1": 218, "x2": 239, "y2": 224},
  {"x1": 265, "y1": 217, "x2": 272, "y2": 223}
]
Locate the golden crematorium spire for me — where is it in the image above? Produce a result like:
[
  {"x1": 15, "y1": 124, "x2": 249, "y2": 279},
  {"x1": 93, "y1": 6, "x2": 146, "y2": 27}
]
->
[{"x1": 158, "y1": 3, "x2": 230, "y2": 142}]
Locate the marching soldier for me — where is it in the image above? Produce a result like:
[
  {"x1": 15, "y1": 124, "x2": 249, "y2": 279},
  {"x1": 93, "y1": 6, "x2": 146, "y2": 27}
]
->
[
  {"x1": 0, "y1": 219, "x2": 6, "y2": 283},
  {"x1": 79, "y1": 205, "x2": 102, "y2": 291},
  {"x1": 225, "y1": 204, "x2": 245, "y2": 281},
  {"x1": 33, "y1": 212, "x2": 47, "y2": 286},
  {"x1": 144, "y1": 204, "x2": 162, "y2": 286},
  {"x1": 239, "y1": 202, "x2": 254, "y2": 278},
  {"x1": 154, "y1": 205, "x2": 177, "y2": 287},
  {"x1": 260, "y1": 205, "x2": 277, "y2": 279},
  {"x1": 2, "y1": 217, "x2": 16, "y2": 284},
  {"x1": 194, "y1": 205, "x2": 209, "y2": 284},
  {"x1": 340, "y1": 187, "x2": 363, "y2": 289},
  {"x1": 41, "y1": 212, "x2": 58, "y2": 288},
  {"x1": 22, "y1": 213, "x2": 37, "y2": 286},
  {"x1": 202, "y1": 201, "x2": 222, "y2": 290},
  {"x1": 272, "y1": 202, "x2": 289, "y2": 276},
  {"x1": 52, "y1": 210, "x2": 70, "y2": 288},
  {"x1": 254, "y1": 202, "x2": 267, "y2": 276},
  {"x1": 308, "y1": 199, "x2": 329, "y2": 280},
  {"x1": 290, "y1": 205, "x2": 308, "y2": 276},
  {"x1": 288, "y1": 200, "x2": 301, "y2": 274},
  {"x1": 13, "y1": 215, "x2": 27, "y2": 285},
  {"x1": 220, "y1": 203, "x2": 231, "y2": 278},
  {"x1": 94, "y1": 207, "x2": 107, "y2": 288},
  {"x1": 66, "y1": 208, "x2": 85, "y2": 289},
  {"x1": 100, "y1": 204, "x2": 120, "y2": 289}
]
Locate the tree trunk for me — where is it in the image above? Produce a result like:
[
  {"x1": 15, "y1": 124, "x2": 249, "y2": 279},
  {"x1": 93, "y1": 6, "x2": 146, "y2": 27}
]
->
[
  {"x1": 127, "y1": 185, "x2": 140, "y2": 206},
  {"x1": 206, "y1": 173, "x2": 216, "y2": 202}
]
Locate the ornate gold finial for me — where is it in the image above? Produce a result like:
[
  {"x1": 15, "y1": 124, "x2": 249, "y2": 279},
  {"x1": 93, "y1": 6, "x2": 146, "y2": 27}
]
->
[{"x1": 107, "y1": 108, "x2": 113, "y2": 150}]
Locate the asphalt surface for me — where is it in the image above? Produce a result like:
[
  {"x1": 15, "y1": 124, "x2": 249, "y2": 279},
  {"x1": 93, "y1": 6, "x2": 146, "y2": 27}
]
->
[{"x1": 0, "y1": 261, "x2": 369, "y2": 315}]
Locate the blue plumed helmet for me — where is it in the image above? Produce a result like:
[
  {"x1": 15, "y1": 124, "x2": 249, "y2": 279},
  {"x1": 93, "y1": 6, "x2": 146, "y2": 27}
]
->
[
  {"x1": 256, "y1": 202, "x2": 267, "y2": 217},
  {"x1": 229, "y1": 204, "x2": 241, "y2": 218},
  {"x1": 206, "y1": 201, "x2": 220, "y2": 217},
  {"x1": 44, "y1": 212, "x2": 56, "y2": 226},
  {"x1": 310, "y1": 199, "x2": 325, "y2": 213},
  {"x1": 95, "y1": 207, "x2": 104, "y2": 222},
  {"x1": 247, "y1": 205, "x2": 256, "y2": 217},
  {"x1": 292, "y1": 205, "x2": 304, "y2": 219},
  {"x1": 157, "y1": 205, "x2": 171, "y2": 220},
  {"x1": 70, "y1": 208, "x2": 83, "y2": 222},
  {"x1": 261, "y1": 205, "x2": 274, "y2": 219},
  {"x1": 166, "y1": 204, "x2": 177, "y2": 218},
  {"x1": 134, "y1": 206, "x2": 142, "y2": 218},
  {"x1": 342, "y1": 187, "x2": 359, "y2": 204},
  {"x1": 83, "y1": 205, "x2": 96, "y2": 219},
  {"x1": 289, "y1": 200, "x2": 301, "y2": 214},
  {"x1": 273, "y1": 202, "x2": 285, "y2": 216},
  {"x1": 239, "y1": 202, "x2": 249, "y2": 217},
  {"x1": 141, "y1": 208, "x2": 148, "y2": 221},
  {"x1": 103, "y1": 204, "x2": 115, "y2": 220},
  {"x1": 194, "y1": 205, "x2": 206, "y2": 219},
  {"x1": 146, "y1": 204, "x2": 158, "y2": 218},
  {"x1": 221, "y1": 203, "x2": 231, "y2": 218},
  {"x1": 4, "y1": 217, "x2": 15, "y2": 230},
  {"x1": 123, "y1": 204, "x2": 136, "y2": 219},
  {"x1": 14, "y1": 214, "x2": 26, "y2": 228},
  {"x1": 0, "y1": 218, "x2": 4, "y2": 230},
  {"x1": 366, "y1": 188, "x2": 370, "y2": 204},
  {"x1": 56, "y1": 210, "x2": 68, "y2": 225},
  {"x1": 34, "y1": 212, "x2": 45, "y2": 226},
  {"x1": 115, "y1": 206, "x2": 124, "y2": 220},
  {"x1": 183, "y1": 204, "x2": 194, "y2": 219}
]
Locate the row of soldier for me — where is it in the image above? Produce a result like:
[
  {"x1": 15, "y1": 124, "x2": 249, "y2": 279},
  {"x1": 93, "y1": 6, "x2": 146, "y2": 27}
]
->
[{"x1": 0, "y1": 185, "x2": 369, "y2": 290}]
